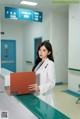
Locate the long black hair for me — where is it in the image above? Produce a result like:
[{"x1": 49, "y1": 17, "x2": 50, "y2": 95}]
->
[{"x1": 32, "y1": 41, "x2": 54, "y2": 71}]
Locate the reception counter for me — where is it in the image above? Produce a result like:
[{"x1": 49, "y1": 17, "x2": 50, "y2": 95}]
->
[
  {"x1": 0, "y1": 91, "x2": 70, "y2": 119},
  {"x1": 0, "y1": 68, "x2": 13, "y2": 87},
  {"x1": 0, "y1": 68, "x2": 70, "y2": 119}
]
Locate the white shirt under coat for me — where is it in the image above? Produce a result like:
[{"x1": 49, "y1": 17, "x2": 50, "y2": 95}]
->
[{"x1": 34, "y1": 58, "x2": 56, "y2": 107}]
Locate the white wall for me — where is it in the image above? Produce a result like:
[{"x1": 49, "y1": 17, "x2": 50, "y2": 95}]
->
[
  {"x1": 52, "y1": 12, "x2": 68, "y2": 83},
  {"x1": 68, "y1": 5, "x2": 80, "y2": 93},
  {"x1": 69, "y1": 5, "x2": 80, "y2": 69},
  {"x1": 1, "y1": 19, "x2": 24, "y2": 72}
]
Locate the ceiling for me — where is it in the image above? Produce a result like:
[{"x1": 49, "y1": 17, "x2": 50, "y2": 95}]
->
[{"x1": 0, "y1": 0, "x2": 69, "y2": 13}]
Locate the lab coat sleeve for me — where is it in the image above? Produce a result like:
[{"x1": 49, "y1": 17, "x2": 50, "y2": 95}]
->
[{"x1": 39, "y1": 62, "x2": 56, "y2": 95}]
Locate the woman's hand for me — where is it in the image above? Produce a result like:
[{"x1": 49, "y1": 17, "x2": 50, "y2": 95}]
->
[{"x1": 28, "y1": 84, "x2": 40, "y2": 92}]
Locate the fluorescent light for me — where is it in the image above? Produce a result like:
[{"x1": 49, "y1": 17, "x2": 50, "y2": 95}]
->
[{"x1": 20, "y1": 1, "x2": 38, "y2": 6}]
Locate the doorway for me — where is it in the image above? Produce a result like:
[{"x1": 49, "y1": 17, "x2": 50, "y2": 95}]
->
[
  {"x1": 1, "y1": 40, "x2": 16, "y2": 72},
  {"x1": 34, "y1": 37, "x2": 42, "y2": 64}
]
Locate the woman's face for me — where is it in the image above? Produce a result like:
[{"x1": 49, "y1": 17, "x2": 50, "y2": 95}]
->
[{"x1": 38, "y1": 45, "x2": 50, "y2": 61}]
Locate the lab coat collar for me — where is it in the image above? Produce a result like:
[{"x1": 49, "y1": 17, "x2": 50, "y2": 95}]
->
[
  {"x1": 43, "y1": 58, "x2": 49, "y2": 63},
  {"x1": 35, "y1": 58, "x2": 49, "y2": 72},
  {"x1": 42, "y1": 58, "x2": 49, "y2": 66}
]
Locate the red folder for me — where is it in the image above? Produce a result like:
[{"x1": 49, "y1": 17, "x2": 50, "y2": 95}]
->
[{"x1": 9, "y1": 72, "x2": 36, "y2": 95}]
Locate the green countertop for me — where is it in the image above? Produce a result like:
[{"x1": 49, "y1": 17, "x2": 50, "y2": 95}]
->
[{"x1": 15, "y1": 94, "x2": 70, "y2": 119}]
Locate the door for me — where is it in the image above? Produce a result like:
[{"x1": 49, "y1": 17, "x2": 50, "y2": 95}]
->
[
  {"x1": 34, "y1": 37, "x2": 42, "y2": 63},
  {"x1": 1, "y1": 40, "x2": 16, "y2": 72}
]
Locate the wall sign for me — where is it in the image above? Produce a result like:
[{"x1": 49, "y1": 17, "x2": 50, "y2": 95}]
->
[{"x1": 5, "y1": 7, "x2": 42, "y2": 22}]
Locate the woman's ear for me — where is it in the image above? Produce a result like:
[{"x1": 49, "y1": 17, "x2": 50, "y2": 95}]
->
[{"x1": 48, "y1": 51, "x2": 51, "y2": 55}]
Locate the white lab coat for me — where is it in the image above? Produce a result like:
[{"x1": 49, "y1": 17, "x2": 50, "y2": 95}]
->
[{"x1": 34, "y1": 58, "x2": 56, "y2": 107}]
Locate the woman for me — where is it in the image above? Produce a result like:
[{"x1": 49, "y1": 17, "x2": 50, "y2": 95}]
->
[{"x1": 29, "y1": 41, "x2": 56, "y2": 107}]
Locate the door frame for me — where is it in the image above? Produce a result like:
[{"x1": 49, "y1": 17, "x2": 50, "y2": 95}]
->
[{"x1": 34, "y1": 37, "x2": 42, "y2": 64}]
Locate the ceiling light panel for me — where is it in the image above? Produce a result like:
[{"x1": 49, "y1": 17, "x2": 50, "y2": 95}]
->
[{"x1": 20, "y1": 1, "x2": 38, "y2": 6}]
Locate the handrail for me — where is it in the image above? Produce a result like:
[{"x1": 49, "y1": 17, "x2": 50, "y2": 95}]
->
[{"x1": 69, "y1": 68, "x2": 80, "y2": 72}]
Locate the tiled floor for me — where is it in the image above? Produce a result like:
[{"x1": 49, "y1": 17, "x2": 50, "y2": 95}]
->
[{"x1": 54, "y1": 84, "x2": 80, "y2": 119}]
